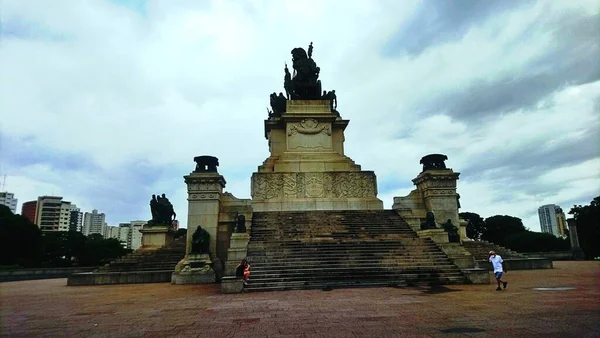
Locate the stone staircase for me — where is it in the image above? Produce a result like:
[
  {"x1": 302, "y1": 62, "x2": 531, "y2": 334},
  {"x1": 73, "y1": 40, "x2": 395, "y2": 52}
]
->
[
  {"x1": 462, "y1": 240, "x2": 527, "y2": 261},
  {"x1": 97, "y1": 236, "x2": 186, "y2": 272},
  {"x1": 245, "y1": 210, "x2": 467, "y2": 292}
]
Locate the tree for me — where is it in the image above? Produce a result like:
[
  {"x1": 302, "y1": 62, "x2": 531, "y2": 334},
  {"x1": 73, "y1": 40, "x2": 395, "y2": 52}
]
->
[
  {"x1": 460, "y1": 212, "x2": 486, "y2": 240},
  {"x1": 569, "y1": 196, "x2": 600, "y2": 259},
  {"x1": 482, "y1": 215, "x2": 527, "y2": 245},
  {"x1": 0, "y1": 205, "x2": 43, "y2": 267},
  {"x1": 78, "y1": 234, "x2": 130, "y2": 266},
  {"x1": 503, "y1": 231, "x2": 570, "y2": 253}
]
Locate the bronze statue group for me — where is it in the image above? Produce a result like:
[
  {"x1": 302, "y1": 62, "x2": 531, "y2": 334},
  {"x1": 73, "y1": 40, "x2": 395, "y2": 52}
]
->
[{"x1": 149, "y1": 193, "x2": 176, "y2": 226}]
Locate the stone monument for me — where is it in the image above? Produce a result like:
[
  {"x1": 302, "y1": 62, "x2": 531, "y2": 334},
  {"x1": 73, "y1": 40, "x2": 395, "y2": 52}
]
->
[
  {"x1": 566, "y1": 218, "x2": 585, "y2": 260},
  {"x1": 393, "y1": 154, "x2": 464, "y2": 237},
  {"x1": 252, "y1": 42, "x2": 383, "y2": 211},
  {"x1": 172, "y1": 156, "x2": 225, "y2": 284},
  {"x1": 139, "y1": 193, "x2": 177, "y2": 249}
]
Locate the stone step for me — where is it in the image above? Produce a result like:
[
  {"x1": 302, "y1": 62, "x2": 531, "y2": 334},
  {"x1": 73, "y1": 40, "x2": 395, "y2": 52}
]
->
[{"x1": 244, "y1": 275, "x2": 466, "y2": 291}]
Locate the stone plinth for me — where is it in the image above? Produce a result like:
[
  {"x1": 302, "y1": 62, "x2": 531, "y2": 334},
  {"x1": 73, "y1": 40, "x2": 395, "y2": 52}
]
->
[
  {"x1": 139, "y1": 225, "x2": 175, "y2": 249},
  {"x1": 253, "y1": 100, "x2": 383, "y2": 211},
  {"x1": 184, "y1": 170, "x2": 226, "y2": 258},
  {"x1": 417, "y1": 229, "x2": 449, "y2": 244},
  {"x1": 221, "y1": 276, "x2": 244, "y2": 293},
  {"x1": 393, "y1": 168, "x2": 461, "y2": 232},
  {"x1": 224, "y1": 233, "x2": 250, "y2": 275},
  {"x1": 171, "y1": 254, "x2": 216, "y2": 284}
]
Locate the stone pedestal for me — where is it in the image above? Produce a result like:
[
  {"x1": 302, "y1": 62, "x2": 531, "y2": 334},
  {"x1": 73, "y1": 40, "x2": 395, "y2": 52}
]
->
[
  {"x1": 252, "y1": 100, "x2": 383, "y2": 211},
  {"x1": 459, "y1": 219, "x2": 468, "y2": 242},
  {"x1": 139, "y1": 225, "x2": 175, "y2": 249},
  {"x1": 184, "y1": 169, "x2": 226, "y2": 259},
  {"x1": 224, "y1": 233, "x2": 250, "y2": 275},
  {"x1": 567, "y1": 219, "x2": 585, "y2": 260},
  {"x1": 171, "y1": 254, "x2": 216, "y2": 284},
  {"x1": 413, "y1": 169, "x2": 460, "y2": 227},
  {"x1": 221, "y1": 276, "x2": 244, "y2": 293},
  {"x1": 417, "y1": 229, "x2": 449, "y2": 244}
]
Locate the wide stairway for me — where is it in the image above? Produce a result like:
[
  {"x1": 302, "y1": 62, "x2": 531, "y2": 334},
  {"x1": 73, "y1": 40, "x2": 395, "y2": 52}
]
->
[
  {"x1": 97, "y1": 236, "x2": 186, "y2": 272},
  {"x1": 245, "y1": 210, "x2": 466, "y2": 292},
  {"x1": 462, "y1": 240, "x2": 527, "y2": 261}
]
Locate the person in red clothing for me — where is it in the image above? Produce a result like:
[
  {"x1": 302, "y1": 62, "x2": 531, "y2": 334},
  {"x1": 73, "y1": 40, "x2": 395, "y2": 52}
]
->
[{"x1": 236, "y1": 259, "x2": 251, "y2": 285}]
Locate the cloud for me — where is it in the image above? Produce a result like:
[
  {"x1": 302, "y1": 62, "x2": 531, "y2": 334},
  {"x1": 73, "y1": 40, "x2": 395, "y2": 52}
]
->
[{"x1": 1, "y1": 0, "x2": 598, "y2": 233}]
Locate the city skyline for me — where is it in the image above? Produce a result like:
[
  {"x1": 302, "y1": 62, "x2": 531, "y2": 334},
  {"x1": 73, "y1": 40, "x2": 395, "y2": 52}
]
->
[{"x1": 1, "y1": 0, "x2": 598, "y2": 231}]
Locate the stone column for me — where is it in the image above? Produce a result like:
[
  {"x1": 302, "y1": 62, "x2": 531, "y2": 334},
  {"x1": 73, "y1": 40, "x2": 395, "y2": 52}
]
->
[
  {"x1": 567, "y1": 218, "x2": 585, "y2": 259},
  {"x1": 184, "y1": 172, "x2": 226, "y2": 258},
  {"x1": 412, "y1": 169, "x2": 460, "y2": 227},
  {"x1": 172, "y1": 156, "x2": 226, "y2": 284}
]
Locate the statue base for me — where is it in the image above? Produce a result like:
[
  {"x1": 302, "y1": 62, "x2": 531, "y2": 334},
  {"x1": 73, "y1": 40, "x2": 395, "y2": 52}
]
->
[
  {"x1": 225, "y1": 233, "x2": 250, "y2": 275},
  {"x1": 417, "y1": 229, "x2": 449, "y2": 244},
  {"x1": 140, "y1": 224, "x2": 175, "y2": 249},
  {"x1": 171, "y1": 254, "x2": 216, "y2": 284}
]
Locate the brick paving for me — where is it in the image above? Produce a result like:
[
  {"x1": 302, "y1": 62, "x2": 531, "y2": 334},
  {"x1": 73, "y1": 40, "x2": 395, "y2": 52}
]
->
[{"x1": 1, "y1": 261, "x2": 599, "y2": 337}]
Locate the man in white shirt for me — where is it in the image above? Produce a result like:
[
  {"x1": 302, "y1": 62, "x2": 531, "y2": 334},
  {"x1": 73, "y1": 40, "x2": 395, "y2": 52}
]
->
[{"x1": 488, "y1": 251, "x2": 508, "y2": 291}]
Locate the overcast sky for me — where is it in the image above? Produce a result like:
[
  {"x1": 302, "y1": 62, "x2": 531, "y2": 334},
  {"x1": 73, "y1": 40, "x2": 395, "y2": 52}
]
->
[{"x1": 1, "y1": 0, "x2": 598, "y2": 231}]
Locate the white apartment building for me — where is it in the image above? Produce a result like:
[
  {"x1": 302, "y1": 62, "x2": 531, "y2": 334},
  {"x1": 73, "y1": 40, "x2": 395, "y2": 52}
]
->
[
  {"x1": 129, "y1": 220, "x2": 145, "y2": 251},
  {"x1": 83, "y1": 209, "x2": 106, "y2": 236},
  {"x1": 35, "y1": 196, "x2": 72, "y2": 232},
  {"x1": 0, "y1": 192, "x2": 18, "y2": 214},
  {"x1": 538, "y1": 204, "x2": 568, "y2": 237}
]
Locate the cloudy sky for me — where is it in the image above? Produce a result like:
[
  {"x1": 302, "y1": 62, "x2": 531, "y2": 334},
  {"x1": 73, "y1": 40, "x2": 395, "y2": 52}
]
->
[{"x1": 1, "y1": 0, "x2": 598, "y2": 231}]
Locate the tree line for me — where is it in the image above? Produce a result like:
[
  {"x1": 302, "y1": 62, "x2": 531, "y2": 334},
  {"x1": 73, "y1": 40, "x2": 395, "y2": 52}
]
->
[
  {"x1": 0, "y1": 205, "x2": 131, "y2": 268},
  {"x1": 461, "y1": 195, "x2": 599, "y2": 259}
]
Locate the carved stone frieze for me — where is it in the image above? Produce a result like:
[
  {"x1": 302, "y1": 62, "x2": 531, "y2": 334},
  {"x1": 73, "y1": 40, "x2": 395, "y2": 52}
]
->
[
  {"x1": 288, "y1": 119, "x2": 331, "y2": 136},
  {"x1": 251, "y1": 172, "x2": 377, "y2": 200},
  {"x1": 422, "y1": 189, "x2": 456, "y2": 198}
]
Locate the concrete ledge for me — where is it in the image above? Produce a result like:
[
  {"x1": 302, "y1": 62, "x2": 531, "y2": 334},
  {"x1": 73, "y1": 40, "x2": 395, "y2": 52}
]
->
[
  {"x1": 221, "y1": 276, "x2": 244, "y2": 293},
  {"x1": 171, "y1": 270, "x2": 216, "y2": 284},
  {"x1": 462, "y1": 268, "x2": 490, "y2": 284},
  {"x1": 0, "y1": 267, "x2": 96, "y2": 282},
  {"x1": 523, "y1": 251, "x2": 574, "y2": 261},
  {"x1": 67, "y1": 270, "x2": 173, "y2": 286},
  {"x1": 477, "y1": 258, "x2": 553, "y2": 270}
]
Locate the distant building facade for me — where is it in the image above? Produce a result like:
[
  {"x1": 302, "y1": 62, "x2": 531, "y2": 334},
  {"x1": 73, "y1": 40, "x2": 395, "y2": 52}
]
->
[
  {"x1": 538, "y1": 204, "x2": 568, "y2": 237},
  {"x1": 35, "y1": 196, "x2": 72, "y2": 232},
  {"x1": 21, "y1": 200, "x2": 37, "y2": 222},
  {"x1": 83, "y1": 209, "x2": 106, "y2": 236},
  {"x1": 69, "y1": 205, "x2": 83, "y2": 232},
  {"x1": 0, "y1": 192, "x2": 18, "y2": 214}
]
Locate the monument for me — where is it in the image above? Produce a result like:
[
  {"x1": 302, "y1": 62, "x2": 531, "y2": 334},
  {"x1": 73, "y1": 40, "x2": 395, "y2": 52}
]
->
[
  {"x1": 253, "y1": 42, "x2": 383, "y2": 211},
  {"x1": 139, "y1": 193, "x2": 177, "y2": 249}
]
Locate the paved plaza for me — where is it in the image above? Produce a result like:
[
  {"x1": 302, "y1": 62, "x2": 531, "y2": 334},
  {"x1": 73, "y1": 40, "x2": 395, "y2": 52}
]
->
[{"x1": 1, "y1": 261, "x2": 599, "y2": 337}]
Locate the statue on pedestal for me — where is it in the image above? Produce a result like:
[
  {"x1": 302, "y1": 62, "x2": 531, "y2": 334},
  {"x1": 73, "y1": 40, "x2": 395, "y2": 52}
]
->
[
  {"x1": 235, "y1": 214, "x2": 247, "y2": 233},
  {"x1": 194, "y1": 155, "x2": 219, "y2": 173},
  {"x1": 191, "y1": 226, "x2": 210, "y2": 254},
  {"x1": 420, "y1": 154, "x2": 449, "y2": 172},
  {"x1": 442, "y1": 219, "x2": 460, "y2": 243},
  {"x1": 420, "y1": 211, "x2": 438, "y2": 230},
  {"x1": 149, "y1": 193, "x2": 176, "y2": 226}
]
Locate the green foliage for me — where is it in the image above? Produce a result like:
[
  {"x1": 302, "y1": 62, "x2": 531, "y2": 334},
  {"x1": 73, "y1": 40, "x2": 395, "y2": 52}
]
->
[
  {"x1": 0, "y1": 205, "x2": 130, "y2": 267},
  {"x1": 482, "y1": 215, "x2": 527, "y2": 246},
  {"x1": 503, "y1": 230, "x2": 570, "y2": 253},
  {"x1": 0, "y1": 205, "x2": 43, "y2": 267},
  {"x1": 78, "y1": 235, "x2": 131, "y2": 266},
  {"x1": 569, "y1": 196, "x2": 600, "y2": 259},
  {"x1": 460, "y1": 212, "x2": 486, "y2": 240}
]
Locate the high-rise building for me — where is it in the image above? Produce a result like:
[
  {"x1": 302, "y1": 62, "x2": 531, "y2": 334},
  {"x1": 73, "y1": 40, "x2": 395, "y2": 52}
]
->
[
  {"x1": 0, "y1": 192, "x2": 18, "y2": 214},
  {"x1": 83, "y1": 209, "x2": 106, "y2": 236},
  {"x1": 69, "y1": 205, "x2": 83, "y2": 232},
  {"x1": 129, "y1": 220, "x2": 145, "y2": 250},
  {"x1": 538, "y1": 204, "x2": 568, "y2": 237},
  {"x1": 21, "y1": 200, "x2": 37, "y2": 223},
  {"x1": 35, "y1": 196, "x2": 71, "y2": 232}
]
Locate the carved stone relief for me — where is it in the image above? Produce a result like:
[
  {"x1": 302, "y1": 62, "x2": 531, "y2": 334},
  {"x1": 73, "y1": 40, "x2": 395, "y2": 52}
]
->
[
  {"x1": 287, "y1": 119, "x2": 333, "y2": 150},
  {"x1": 252, "y1": 172, "x2": 377, "y2": 200}
]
